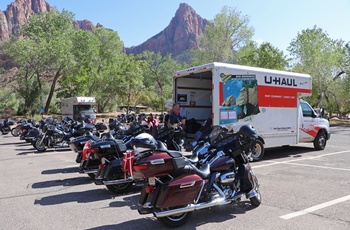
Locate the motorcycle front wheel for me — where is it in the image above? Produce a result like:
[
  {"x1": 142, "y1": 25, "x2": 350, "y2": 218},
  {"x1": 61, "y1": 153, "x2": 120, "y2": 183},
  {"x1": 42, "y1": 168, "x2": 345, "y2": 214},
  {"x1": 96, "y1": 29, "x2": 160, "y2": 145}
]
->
[
  {"x1": 11, "y1": 128, "x2": 21, "y2": 137},
  {"x1": 157, "y1": 207, "x2": 192, "y2": 228},
  {"x1": 249, "y1": 173, "x2": 262, "y2": 207},
  {"x1": 35, "y1": 139, "x2": 47, "y2": 152}
]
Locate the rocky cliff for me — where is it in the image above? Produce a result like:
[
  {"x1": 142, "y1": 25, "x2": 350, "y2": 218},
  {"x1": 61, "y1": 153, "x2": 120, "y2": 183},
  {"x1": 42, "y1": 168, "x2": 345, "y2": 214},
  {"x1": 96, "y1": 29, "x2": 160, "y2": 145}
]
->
[
  {"x1": 1, "y1": 1, "x2": 207, "y2": 57},
  {"x1": 125, "y1": 3, "x2": 208, "y2": 56},
  {"x1": 0, "y1": 0, "x2": 98, "y2": 40},
  {"x1": 0, "y1": 0, "x2": 51, "y2": 40}
]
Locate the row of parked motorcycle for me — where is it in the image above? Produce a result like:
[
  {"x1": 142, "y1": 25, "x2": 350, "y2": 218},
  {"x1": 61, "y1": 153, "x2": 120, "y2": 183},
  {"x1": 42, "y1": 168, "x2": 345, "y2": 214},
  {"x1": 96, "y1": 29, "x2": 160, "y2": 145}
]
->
[{"x1": 3, "y1": 114, "x2": 262, "y2": 228}]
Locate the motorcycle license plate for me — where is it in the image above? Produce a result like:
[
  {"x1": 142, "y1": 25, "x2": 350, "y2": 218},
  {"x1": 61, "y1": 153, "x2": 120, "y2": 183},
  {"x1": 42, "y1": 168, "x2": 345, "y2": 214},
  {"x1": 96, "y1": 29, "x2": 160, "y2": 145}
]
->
[{"x1": 148, "y1": 177, "x2": 156, "y2": 186}]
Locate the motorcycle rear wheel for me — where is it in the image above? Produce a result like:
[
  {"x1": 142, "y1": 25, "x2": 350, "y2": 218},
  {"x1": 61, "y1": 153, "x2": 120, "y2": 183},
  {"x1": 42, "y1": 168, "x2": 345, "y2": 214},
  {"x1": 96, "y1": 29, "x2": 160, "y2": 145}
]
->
[
  {"x1": 35, "y1": 139, "x2": 47, "y2": 152},
  {"x1": 106, "y1": 182, "x2": 133, "y2": 194},
  {"x1": 157, "y1": 208, "x2": 192, "y2": 228}
]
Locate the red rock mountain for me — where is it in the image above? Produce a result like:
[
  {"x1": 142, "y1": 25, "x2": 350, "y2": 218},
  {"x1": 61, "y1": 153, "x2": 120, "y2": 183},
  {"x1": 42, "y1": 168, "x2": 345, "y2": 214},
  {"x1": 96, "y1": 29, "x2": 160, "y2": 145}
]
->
[
  {"x1": 0, "y1": 0, "x2": 97, "y2": 40},
  {"x1": 0, "y1": 1, "x2": 207, "y2": 57},
  {"x1": 125, "y1": 3, "x2": 208, "y2": 56}
]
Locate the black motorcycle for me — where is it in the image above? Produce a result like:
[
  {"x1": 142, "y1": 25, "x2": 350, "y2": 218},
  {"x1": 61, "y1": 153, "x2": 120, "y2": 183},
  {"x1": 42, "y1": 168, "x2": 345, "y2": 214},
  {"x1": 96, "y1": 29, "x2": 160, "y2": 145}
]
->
[
  {"x1": 33, "y1": 119, "x2": 88, "y2": 152},
  {"x1": 92, "y1": 126, "x2": 185, "y2": 194},
  {"x1": 0, "y1": 118, "x2": 15, "y2": 135}
]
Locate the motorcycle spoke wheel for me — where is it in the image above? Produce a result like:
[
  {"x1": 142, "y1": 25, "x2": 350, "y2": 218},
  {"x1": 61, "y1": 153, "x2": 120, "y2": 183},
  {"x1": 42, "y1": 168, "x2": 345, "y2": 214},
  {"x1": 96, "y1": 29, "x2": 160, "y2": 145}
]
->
[
  {"x1": 35, "y1": 139, "x2": 47, "y2": 152},
  {"x1": 106, "y1": 182, "x2": 133, "y2": 194},
  {"x1": 11, "y1": 128, "x2": 21, "y2": 137},
  {"x1": 157, "y1": 207, "x2": 192, "y2": 228}
]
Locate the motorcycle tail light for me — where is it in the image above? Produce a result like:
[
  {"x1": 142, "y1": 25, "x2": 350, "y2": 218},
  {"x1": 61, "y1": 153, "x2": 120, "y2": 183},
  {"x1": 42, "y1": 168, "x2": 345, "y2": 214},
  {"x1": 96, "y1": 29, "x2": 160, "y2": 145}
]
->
[
  {"x1": 133, "y1": 165, "x2": 147, "y2": 171},
  {"x1": 145, "y1": 185, "x2": 155, "y2": 193},
  {"x1": 90, "y1": 148, "x2": 99, "y2": 153}
]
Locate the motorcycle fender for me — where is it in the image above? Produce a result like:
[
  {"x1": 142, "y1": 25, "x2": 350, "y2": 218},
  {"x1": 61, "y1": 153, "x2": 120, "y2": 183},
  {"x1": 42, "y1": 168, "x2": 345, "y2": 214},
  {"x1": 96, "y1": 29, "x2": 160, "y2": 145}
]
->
[{"x1": 156, "y1": 174, "x2": 203, "y2": 208}]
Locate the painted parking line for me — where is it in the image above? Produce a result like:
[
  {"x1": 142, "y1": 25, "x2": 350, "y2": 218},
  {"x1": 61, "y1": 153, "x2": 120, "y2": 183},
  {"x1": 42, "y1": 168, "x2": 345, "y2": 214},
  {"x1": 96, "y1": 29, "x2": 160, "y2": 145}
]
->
[
  {"x1": 252, "y1": 150, "x2": 350, "y2": 169},
  {"x1": 281, "y1": 162, "x2": 350, "y2": 172},
  {"x1": 280, "y1": 195, "x2": 350, "y2": 220}
]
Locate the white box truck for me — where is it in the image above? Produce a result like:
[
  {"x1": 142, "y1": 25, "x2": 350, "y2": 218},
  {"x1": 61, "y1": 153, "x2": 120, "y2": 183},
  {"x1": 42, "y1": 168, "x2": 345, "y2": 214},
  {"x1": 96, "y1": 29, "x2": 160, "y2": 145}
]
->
[
  {"x1": 173, "y1": 62, "x2": 331, "y2": 161},
  {"x1": 61, "y1": 97, "x2": 96, "y2": 123}
]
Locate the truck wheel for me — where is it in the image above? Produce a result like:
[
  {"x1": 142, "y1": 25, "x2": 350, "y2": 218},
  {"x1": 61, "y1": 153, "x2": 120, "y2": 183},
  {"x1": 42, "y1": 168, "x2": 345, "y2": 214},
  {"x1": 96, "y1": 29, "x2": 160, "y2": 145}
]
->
[
  {"x1": 313, "y1": 131, "x2": 326, "y2": 150},
  {"x1": 251, "y1": 139, "x2": 264, "y2": 161}
]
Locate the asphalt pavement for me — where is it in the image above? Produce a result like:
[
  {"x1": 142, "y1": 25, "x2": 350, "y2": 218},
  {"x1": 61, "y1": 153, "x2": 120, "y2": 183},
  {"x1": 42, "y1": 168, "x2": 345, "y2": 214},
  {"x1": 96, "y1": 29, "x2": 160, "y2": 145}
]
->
[{"x1": 0, "y1": 125, "x2": 349, "y2": 230}]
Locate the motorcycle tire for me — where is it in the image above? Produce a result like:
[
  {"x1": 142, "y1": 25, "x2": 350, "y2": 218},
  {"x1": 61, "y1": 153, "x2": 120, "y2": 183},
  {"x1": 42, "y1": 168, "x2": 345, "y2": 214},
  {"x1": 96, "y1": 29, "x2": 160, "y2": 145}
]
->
[
  {"x1": 106, "y1": 182, "x2": 133, "y2": 194},
  {"x1": 1, "y1": 131, "x2": 9, "y2": 135},
  {"x1": 11, "y1": 128, "x2": 21, "y2": 137},
  {"x1": 250, "y1": 194, "x2": 262, "y2": 206},
  {"x1": 34, "y1": 139, "x2": 47, "y2": 152},
  {"x1": 157, "y1": 208, "x2": 192, "y2": 228},
  {"x1": 249, "y1": 173, "x2": 262, "y2": 206},
  {"x1": 87, "y1": 173, "x2": 96, "y2": 180}
]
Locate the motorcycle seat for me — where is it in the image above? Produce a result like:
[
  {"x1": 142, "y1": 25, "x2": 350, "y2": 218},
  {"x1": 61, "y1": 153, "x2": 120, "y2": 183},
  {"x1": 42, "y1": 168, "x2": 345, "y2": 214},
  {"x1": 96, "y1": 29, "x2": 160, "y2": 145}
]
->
[
  {"x1": 165, "y1": 150, "x2": 183, "y2": 158},
  {"x1": 184, "y1": 162, "x2": 210, "y2": 179}
]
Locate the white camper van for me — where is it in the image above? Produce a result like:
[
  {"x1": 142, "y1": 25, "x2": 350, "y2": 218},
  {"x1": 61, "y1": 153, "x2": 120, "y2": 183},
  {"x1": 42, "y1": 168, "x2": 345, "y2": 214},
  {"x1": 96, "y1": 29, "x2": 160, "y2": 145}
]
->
[
  {"x1": 173, "y1": 62, "x2": 330, "y2": 161},
  {"x1": 61, "y1": 97, "x2": 96, "y2": 123}
]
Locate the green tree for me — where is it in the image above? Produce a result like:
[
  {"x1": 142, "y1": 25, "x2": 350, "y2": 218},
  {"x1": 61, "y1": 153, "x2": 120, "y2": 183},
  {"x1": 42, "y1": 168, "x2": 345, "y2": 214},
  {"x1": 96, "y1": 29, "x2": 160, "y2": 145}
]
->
[
  {"x1": 4, "y1": 9, "x2": 76, "y2": 114},
  {"x1": 191, "y1": 6, "x2": 254, "y2": 65},
  {"x1": 237, "y1": 41, "x2": 289, "y2": 70},
  {"x1": 140, "y1": 51, "x2": 181, "y2": 111},
  {"x1": 288, "y1": 26, "x2": 346, "y2": 115}
]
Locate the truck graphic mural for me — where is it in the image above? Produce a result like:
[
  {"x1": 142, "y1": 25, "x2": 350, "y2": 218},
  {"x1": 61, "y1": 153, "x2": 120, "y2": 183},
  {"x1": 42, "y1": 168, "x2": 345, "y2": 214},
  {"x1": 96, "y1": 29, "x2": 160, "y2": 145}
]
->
[{"x1": 220, "y1": 73, "x2": 260, "y2": 124}]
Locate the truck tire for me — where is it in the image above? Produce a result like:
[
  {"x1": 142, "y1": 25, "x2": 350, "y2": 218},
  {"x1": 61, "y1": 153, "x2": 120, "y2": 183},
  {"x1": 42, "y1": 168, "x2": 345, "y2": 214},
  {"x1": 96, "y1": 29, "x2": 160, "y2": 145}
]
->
[
  {"x1": 251, "y1": 139, "x2": 264, "y2": 161},
  {"x1": 313, "y1": 131, "x2": 327, "y2": 150}
]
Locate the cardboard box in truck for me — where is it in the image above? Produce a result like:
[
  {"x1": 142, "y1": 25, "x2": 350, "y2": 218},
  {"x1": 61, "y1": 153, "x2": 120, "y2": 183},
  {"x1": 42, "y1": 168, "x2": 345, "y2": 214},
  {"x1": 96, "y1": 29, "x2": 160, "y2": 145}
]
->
[{"x1": 173, "y1": 62, "x2": 330, "y2": 161}]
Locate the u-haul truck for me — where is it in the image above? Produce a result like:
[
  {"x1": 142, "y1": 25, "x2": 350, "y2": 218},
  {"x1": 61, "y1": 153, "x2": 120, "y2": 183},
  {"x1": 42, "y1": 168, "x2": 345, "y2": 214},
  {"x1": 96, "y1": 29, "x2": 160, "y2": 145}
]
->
[{"x1": 173, "y1": 62, "x2": 330, "y2": 161}]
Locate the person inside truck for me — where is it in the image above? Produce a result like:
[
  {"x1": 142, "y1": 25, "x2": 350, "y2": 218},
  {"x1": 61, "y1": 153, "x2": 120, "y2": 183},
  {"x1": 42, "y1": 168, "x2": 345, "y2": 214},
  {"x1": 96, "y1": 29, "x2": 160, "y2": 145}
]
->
[{"x1": 169, "y1": 103, "x2": 186, "y2": 127}]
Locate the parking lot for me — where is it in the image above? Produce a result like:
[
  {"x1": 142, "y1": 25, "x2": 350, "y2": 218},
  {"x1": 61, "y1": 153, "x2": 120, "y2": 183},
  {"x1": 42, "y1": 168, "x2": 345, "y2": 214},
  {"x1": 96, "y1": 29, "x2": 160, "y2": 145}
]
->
[{"x1": 0, "y1": 125, "x2": 349, "y2": 230}]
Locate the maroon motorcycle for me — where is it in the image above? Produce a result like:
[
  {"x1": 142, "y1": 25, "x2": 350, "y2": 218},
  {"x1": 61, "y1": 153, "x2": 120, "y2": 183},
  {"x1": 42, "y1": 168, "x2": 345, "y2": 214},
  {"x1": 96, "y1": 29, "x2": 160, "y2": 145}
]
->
[{"x1": 123, "y1": 124, "x2": 262, "y2": 227}]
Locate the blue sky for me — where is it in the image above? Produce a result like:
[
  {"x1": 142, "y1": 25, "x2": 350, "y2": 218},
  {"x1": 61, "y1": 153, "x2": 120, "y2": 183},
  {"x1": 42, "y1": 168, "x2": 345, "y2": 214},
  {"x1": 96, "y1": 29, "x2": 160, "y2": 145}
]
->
[{"x1": 1, "y1": 0, "x2": 350, "y2": 54}]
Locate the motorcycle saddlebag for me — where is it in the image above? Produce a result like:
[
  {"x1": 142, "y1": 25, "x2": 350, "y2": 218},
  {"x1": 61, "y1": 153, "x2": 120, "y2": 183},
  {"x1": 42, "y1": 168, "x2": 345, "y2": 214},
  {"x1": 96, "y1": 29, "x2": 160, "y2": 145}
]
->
[
  {"x1": 93, "y1": 139, "x2": 127, "y2": 158},
  {"x1": 156, "y1": 174, "x2": 203, "y2": 208}
]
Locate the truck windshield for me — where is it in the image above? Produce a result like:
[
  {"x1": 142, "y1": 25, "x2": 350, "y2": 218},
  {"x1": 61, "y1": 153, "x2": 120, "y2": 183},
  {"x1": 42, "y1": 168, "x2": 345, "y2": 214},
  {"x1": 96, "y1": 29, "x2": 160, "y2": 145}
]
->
[{"x1": 77, "y1": 105, "x2": 93, "y2": 112}]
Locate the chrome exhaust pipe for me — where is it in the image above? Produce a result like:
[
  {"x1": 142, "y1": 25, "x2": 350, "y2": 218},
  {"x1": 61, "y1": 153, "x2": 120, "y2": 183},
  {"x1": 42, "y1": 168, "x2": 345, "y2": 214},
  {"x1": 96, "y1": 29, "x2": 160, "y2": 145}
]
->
[
  {"x1": 154, "y1": 197, "x2": 230, "y2": 218},
  {"x1": 102, "y1": 177, "x2": 134, "y2": 185}
]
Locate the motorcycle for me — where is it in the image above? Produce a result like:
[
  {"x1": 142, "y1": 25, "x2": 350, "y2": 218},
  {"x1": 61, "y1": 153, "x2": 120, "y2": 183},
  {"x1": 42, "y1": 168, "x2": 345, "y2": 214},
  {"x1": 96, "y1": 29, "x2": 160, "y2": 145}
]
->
[
  {"x1": 123, "y1": 124, "x2": 262, "y2": 227},
  {"x1": 69, "y1": 121, "x2": 109, "y2": 156},
  {"x1": 77, "y1": 120, "x2": 144, "y2": 181},
  {"x1": 33, "y1": 118, "x2": 89, "y2": 152},
  {"x1": 84, "y1": 125, "x2": 184, "y2": 193},
  {"x1": 0, "y1": 118, "x2": 15, "y2": 135}
]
